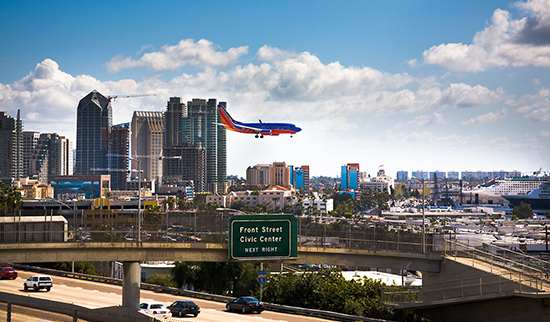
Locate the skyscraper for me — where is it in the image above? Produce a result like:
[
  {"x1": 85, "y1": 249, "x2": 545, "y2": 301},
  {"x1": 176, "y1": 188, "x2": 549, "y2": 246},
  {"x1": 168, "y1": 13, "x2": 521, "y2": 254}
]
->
[
  {"x1": 0, "y1": 110, "x2": 23, "y2": 182},
  {"x1": 164, "y1": 97, "x2": 186, "y2": 148},
  {"x1": 105, "y1": 123, "x2": 129, "y2": 190},
  {"x1": 22, "y1": 131, "x2": 40, "y2": 178},
  {"x1": 131, "y1": 111, "x2": 164, "y2": 184},
  {"x1": 75, "y1": 90, "x2": 112, "y2": 176},
  {"x1": 162, "y1": 145, "x2": 205, "y2": 191},
  {"x1": 184, "y1": 99, "x2": 227, "y2": 193}
]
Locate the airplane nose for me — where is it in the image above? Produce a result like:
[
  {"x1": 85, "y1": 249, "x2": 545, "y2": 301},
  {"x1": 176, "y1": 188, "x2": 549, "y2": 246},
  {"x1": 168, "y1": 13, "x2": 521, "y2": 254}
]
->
[{"x1": 295, "y1": 126, "x2": 302, "y2": 132}]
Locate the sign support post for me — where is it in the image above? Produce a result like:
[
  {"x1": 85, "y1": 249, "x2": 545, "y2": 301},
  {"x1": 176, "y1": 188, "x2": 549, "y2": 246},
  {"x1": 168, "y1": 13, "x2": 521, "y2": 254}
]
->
[{"x1": 258, "y1": 262, "x2": 265, "y2": 301}]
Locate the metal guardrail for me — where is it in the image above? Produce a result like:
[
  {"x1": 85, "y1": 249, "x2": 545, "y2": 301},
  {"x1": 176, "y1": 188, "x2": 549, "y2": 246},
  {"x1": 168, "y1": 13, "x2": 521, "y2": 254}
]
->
[
  {"x1": 383, "y1": 238, "x2": 550, "y2": 306},
  {"x1": 0, "y1": 214, "x2": 440, "y2": 254},
  {"x1": 443, "y1": 239, "x2": 547, "y2": 290}
]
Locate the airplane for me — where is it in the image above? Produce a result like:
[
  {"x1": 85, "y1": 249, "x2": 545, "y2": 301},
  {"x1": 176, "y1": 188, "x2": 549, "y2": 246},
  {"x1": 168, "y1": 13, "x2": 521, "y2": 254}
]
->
[{"x1": 216, "y1": 104, "x2": 302, "y2": 138}]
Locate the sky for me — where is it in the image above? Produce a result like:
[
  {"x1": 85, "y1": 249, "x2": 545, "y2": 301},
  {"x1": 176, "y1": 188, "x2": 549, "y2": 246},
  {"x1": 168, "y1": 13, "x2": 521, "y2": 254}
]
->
[{"x1": 1, "y1": 0, "x2": 549, "y2": 178}]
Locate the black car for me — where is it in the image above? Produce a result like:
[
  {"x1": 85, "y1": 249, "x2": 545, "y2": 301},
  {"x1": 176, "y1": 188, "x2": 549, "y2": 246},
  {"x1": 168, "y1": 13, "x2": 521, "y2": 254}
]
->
[
  {"x1": 226, "y1": 296, "x2": 264, "y2": 314},
  {"x1": 167, "y1": 300, "x2": 200, "y2": 317}
]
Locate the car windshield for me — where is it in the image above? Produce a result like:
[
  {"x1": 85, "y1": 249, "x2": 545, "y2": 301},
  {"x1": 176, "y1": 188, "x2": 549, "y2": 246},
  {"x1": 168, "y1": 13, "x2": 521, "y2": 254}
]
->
[
  {"x1": 3, "y1": 268, "x2": 14, "y2": 272},
  {"x1": 243, "y1": 297, "x2": 259, "y2": 303},
  {"x1": 150, "y1": 304, "x2": 164, "y2": 309},
  {"x1": 39, "y1": 277, "x2": 51, "y2": 281}
]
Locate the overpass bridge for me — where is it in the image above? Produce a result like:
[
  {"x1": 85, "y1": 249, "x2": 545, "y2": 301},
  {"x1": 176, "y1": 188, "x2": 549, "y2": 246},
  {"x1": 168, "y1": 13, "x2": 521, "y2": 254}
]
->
[
  {"x1": 0, "y1": 240, "x2": 443, "y2": 311},
  {"x1": 2, "y1": 217, "x2": 550, "y2": 321}
]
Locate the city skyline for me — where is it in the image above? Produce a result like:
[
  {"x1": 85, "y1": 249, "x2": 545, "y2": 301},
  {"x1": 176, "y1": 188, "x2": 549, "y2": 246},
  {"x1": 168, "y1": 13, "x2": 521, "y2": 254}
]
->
[{"x1": 1, "y1": 0, "x2": 549, "y2": 177}]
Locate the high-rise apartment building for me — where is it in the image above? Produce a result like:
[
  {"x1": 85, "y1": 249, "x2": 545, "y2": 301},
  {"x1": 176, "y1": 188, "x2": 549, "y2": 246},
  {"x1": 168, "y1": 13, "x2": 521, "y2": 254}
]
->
[
  {"x1": 22, "y1": 131, "x2": 40, "y2": 177},
  {"x1": 75, "y1": 90, "x2": 112, "y2": 176},
  {"x1": 164, "y1": 97, "x2": 186, "y2": 147},
  {"x1": 184, "y1": 99, "x2": 227, "y2": 193},
  {"x1": 246, "y1": 164, "x2": 271, "y2": 186},
  {"x1": 447, "y1": 171, "x2": 459, "y2": 180},
  {"x1": 411, "y1": 170, "x2": 429, "y2": 180},
  {"x1": 131, "y1": 111, "x2": 164, "y2": 184},
  {"x1": 270, "y1": 162, "x2": 291, "y2": 189},
  {"x1": 0, "y1": 110, "x2": 23, "y2": 182},
  {"x1": 162, "y1": 145, "x2": 205, "y2": 191},
  {"x1": 22, "y1": 132, "x2": 73, "y2": 182},
  {"x1": 396, "y1": 170, "x2": 408, "y2": 181},
  {"x1": 430, "y1": 171, "x2": 446, "y2": 180},
  {"x1": 289, "y1": 165, "x2": 310, "y2": 197},
  {"x1": 341, "y1": 163, "x2": 359, "y2": 190},
  {"x1": 104, "y1": 123, "x2": 129, "y2": 190}
]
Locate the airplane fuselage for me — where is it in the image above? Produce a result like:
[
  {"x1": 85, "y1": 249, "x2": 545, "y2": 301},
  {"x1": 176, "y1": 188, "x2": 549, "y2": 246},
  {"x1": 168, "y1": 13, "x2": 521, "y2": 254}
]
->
[
  {"x1": 232, "y1": 121, "x2": 301, "y2": 136},
  {"x1": 217, "y1": 104, "x2": 301, "y2": 138}
]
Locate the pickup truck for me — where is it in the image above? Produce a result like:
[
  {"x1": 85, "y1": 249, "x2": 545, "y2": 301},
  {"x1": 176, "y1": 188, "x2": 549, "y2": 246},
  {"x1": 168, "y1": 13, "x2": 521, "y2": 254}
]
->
[{"x1": 23, "y1": 275, "x2": 53, "y2": 291}]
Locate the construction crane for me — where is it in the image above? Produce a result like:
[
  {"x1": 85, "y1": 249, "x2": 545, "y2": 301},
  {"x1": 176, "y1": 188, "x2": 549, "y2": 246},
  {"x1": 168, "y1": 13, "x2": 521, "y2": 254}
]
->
[{"x1": 106, "y1": 93, "x2": 157, "y2": 102}]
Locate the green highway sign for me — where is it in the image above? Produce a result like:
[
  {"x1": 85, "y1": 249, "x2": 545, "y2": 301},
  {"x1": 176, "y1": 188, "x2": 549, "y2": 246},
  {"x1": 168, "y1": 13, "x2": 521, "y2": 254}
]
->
[{"x1": 229, "y1": 214, "x2": 298, "y2": 260}]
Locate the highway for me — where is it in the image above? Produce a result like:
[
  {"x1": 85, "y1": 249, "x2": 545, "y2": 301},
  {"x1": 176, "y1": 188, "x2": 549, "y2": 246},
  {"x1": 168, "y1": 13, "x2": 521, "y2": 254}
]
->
[{"x1": 0, "y1": 270, "x2": 331, "y2": 322}]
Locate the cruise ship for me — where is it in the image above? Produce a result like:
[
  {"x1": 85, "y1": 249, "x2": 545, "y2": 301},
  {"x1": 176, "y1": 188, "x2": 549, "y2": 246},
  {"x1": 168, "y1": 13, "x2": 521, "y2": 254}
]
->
[
  {"x1": 502, "y1": 182, "x2": 550, "y2": 212},
  {"x1": 462, "y1": 172, "x2": 549, "y2": 206}
]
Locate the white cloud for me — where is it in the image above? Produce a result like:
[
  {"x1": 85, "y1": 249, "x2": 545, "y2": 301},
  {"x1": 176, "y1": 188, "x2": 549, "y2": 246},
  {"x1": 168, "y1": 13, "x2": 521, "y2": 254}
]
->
[
  {"x1": 514, "y1": 88, "x2": 550, "y2": 121},
  {"x1": 0, "y1": 44, "x2": 507, "y2": 153},
  {"x1": 407, "y1": 58, "x2": 418, "y2": 67},
  {"x1": 256, "y1": 45, "x2": 298, "y2": 61},
  {"x1": 422, "y1": 0, "x2": 550, "y2": 72},
  {"x1": 461, "y1": 108, "x2": 508, "y2": 125},
  {"x1": 395, "y1": 112, "x2": 448, "y2": 128},
  {"x1": 104, "y1": 39, "x2": 249, "y2": 72}
]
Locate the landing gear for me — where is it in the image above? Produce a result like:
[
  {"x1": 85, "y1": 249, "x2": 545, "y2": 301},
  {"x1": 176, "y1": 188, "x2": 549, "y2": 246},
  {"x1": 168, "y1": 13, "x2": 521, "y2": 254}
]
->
[
  {"x1": 255, "y1": 134, "x2": 264, "y2": 138},
  {"x1": 255, "y1": 134, "x2": 259, "y2": 138}
]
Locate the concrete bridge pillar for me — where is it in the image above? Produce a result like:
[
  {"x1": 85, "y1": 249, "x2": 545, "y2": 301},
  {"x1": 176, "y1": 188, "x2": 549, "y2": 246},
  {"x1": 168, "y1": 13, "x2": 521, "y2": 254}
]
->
[{"x1": 122, "y1": 261, "x2": 141, "y2": 309}]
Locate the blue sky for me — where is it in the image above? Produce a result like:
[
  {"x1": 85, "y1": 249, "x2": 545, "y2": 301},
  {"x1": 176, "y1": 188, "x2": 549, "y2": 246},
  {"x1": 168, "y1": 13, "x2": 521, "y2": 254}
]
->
[{"x1": 1, "y1": 0, "x2": 549, "y2": 178}]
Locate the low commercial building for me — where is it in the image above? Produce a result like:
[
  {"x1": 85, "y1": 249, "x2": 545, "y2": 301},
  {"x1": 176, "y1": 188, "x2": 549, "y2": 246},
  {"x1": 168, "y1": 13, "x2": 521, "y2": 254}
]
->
[
  {"x1": 302, "y1": 198, "x2": 334, "y2": 213},
  {"x1": 206, "y1": 185, "x2": 293, "y2": 211},
  {"x1": 0, "y1": 215, "x2": 68, "y2": 243}
]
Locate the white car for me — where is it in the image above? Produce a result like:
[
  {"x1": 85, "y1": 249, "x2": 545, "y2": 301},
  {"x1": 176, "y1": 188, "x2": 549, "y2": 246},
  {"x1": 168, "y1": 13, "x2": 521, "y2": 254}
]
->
[
  {"x1": 23, "y1": 275, "x2": 53, "y2": 292},
  {"x1": 139, "y1": 302, "x2": 171, "y2": 318}
]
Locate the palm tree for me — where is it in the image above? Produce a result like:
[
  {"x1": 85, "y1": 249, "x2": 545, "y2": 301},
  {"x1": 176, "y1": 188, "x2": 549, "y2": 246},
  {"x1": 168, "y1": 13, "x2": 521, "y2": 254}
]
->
[
  {"x1": 3, "y1": 186, "x2": 22, "y2": 216},
  {"x1": 271, "y1": 197, "x2": 279, "y2": 213}
]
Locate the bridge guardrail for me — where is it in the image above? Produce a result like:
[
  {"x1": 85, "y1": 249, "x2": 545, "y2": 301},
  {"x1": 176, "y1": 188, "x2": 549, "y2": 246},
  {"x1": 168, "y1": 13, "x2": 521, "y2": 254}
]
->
[{"x1": 0, "y1": 219, "x2": 439, "y2": 258}]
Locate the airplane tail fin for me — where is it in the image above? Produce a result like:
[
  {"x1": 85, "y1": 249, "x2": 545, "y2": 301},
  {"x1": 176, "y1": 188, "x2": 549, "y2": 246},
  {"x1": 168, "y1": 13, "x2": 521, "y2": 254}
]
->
[{"x1": 218, "y1": 104, "x2": 238, "y2": 130}]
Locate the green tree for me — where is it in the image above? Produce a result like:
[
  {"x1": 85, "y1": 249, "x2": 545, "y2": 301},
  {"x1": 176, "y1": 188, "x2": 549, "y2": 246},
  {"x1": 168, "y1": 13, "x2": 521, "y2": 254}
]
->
[
  {"x1": 90, "y1": 222, "x2": 123, "y2": 242},
  {"x1": 171, "y1": 261, "x2": 267, "y2": 296},
  {"x1": 512, "y1": 201, "x2": 534, "y2": 219},
  {"x1": 53, "y1": 261, "x2": 98, "y2": 275},
  {"x1": 146, "y1": 273, "x2": 176, "y2": 287},
  {"x1": 0, "y1": 184, "x2": 22, "y2": 216}
]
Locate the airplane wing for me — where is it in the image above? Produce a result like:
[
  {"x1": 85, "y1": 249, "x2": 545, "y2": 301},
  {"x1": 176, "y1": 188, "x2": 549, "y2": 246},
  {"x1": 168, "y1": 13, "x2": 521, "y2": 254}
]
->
[
  {"x1": 215, "y1": 122, "x2": 266, "y2": 134},
  {"x1": 234, "y1": 124, "x2": 265, "y2": 133}
]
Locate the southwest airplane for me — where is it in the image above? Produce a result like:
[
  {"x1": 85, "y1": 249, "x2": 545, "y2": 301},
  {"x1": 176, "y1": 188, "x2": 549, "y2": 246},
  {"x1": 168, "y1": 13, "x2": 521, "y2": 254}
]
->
[{"x1": 216, "y1": 104, "x2": 302, "y2": 138}]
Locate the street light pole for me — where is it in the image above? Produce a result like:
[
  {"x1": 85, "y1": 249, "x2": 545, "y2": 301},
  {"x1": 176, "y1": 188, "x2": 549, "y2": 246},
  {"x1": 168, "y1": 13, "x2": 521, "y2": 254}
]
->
[
  {"x1": 422, "y1": 179, "x2": 426, "y2": 254},
  {"x1": 130, "y1": 157, "x2": 142, "y2": 245}
]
